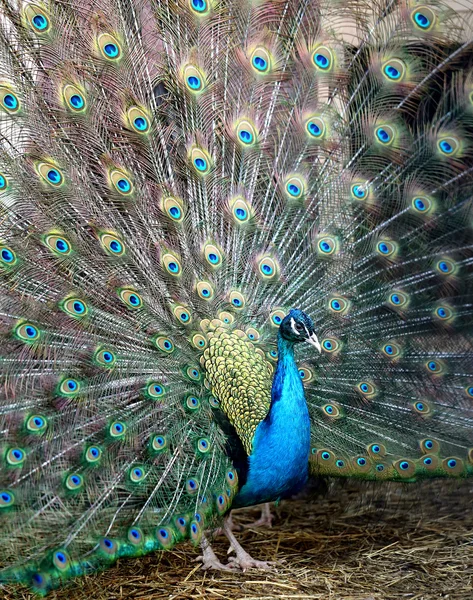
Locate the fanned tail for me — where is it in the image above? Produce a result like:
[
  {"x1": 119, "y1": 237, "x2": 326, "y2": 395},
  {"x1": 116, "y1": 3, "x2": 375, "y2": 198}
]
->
[{"x1": 0, "y1": 0, "x2": 471, "y2": 594}]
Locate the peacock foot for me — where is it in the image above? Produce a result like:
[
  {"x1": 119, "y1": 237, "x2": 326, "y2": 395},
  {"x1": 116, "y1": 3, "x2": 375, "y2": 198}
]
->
[
  {"x1": 195, "y1": 535, "x2": 234, "y2": 571},
  {"x1": 223, "y1": 515, "x2": 276, "y2": 572},
  {"x1": 240, "y1": 503, "x2": 273, "y2": 529},
  {"x1": 227, "y1": 552, "x2": 274, "y2": 571}
]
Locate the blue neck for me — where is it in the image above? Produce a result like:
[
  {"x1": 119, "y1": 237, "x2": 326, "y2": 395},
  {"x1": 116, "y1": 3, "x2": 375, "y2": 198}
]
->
[{"x1": 233, "y1": 334, "x2": 311, "y2": 508}]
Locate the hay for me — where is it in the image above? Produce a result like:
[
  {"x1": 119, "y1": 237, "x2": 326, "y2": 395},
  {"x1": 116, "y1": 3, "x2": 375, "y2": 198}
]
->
[{"x1": 3, "y1": 479, "x2": 472, "y2": 600}]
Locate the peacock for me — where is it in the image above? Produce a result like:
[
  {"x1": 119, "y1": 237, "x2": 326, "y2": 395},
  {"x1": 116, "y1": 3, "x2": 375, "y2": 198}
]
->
[{"x1": 0, "y1": 0, "x2": 472, "y2": 593}]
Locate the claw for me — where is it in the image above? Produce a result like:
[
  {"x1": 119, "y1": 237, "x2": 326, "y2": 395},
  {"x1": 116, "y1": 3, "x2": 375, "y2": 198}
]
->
[
  {"x1": 227, "y1": 555, "x2": 275, "y2": 571},
  {"x1": 196, "y1": 535, "x2": 235, "y2": 571},
  {"x1": 222, "y1": 514, "x2": 277, "y2": 572}
]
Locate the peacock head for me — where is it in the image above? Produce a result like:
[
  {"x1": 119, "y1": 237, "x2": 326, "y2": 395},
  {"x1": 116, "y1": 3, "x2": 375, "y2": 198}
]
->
[{"x1": 279, "y1": 309, "x2": 321, "y2": 352}]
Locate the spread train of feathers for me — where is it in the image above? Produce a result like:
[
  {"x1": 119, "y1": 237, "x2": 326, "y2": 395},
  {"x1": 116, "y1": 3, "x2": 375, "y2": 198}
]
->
[{"x1": 0, "y1": 0, "x2": 472, "y2": 593}]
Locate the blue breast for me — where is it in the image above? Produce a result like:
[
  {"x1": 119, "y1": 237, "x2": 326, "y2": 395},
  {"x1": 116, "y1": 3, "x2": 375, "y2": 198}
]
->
[{"x1": 233, "y1": 336, "x2": 311, "y2": 508}]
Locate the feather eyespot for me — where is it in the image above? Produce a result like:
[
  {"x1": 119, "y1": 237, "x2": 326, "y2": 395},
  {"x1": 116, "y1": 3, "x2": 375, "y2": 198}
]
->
[
  {"x1": 376, "y1": 240, "x2": 398, "y2": 258},
  {"x1": 26, "y1": 415, "x2": 47, "y2": 434},
  {"x1": 298, "y1": 366, "x2": 314, "y2": 383},
  {"x1": 100, "y1": 538, "x2": 117, "y2": 555},
  {"x1": 14, "y1": 322, "x2": 41, "y2": 343},
  {"x1": 129, "y1": 465, "x2": 146, "y2": 483},
  {"x1": 85, "y1": 445, "x2": 102, "y2": 463},
  {"x1": 98, "y1": 33, "x2": 122, "y2": 61},
  {"x1": 250, "y1": 47, "x2": 272, "y2": 74},
  {"x1": 173, "y1": 305, "x2": 192, "y2": 325},
  {"x1": 328, "y1": 296, "x2": 349, "y2": 314},
  {"x1": 433, "y1": 304, "x2": 454, "y2": 322},
  {"x1": 162, "y1": 252, "x2": 182, "y2": 276},
  {"x1": 382, "y1": 58, "x2": 406, "y2": 81},
  {"x1": 351, "y1": 184, "x2": 367, "y2": 199},
  {"x1": 6, "y1": 447, "x2": 26, "y2": 466},
  {"x1": 219, "y1": 311, "x2": 234, "y2": 324},
  {"x1": 183, "y1": 65, "x2": 206, "y2": 94},
  {"x1": 435, "y1": 258, "x2": 456, "y2": 276},
  {"x1": 62, "y1": 84, "x2": 86, "y2": 112},
  {"x1": 44, "y1": 233, "x2": 71, "y2": 255},
  {"x1": 186, "y1": 478, "x2": 199, "y2": 494},
  {"x1": 410, "y1": 7, "x2": 435, "y2": 30},
  {"x1": 357, "y1": 381, "x2": 377, "y2": 398},
  {"x1": 226, "y1": 470, "x2": 238, "y2": 486},
  {"x1": 52, "y1": 550, "x2": 70, "y2": 571},
  {"x1": 163, "y1": 196, "x2": 185, "y2": 222},
  {"x1": 155, "y1": 335, "x2": 174, "y2": 353},
  {"x1": 322, "y1": 403, "x2": 341, "y2": 418},
  {"x1": 128, "y1": 527, "x2": 144, "y2": 545},
  {"x1": 151, "y1": 435, "x2": 167, "y2": 452},
  {"x1": 312, "y1": 46, "x2": 333, "y2": 71},
  {"x1": 0, "y1": 87, "x2": 20, "y2": 114},
  {"x1": 228, "y1": 290, "x2": 245, "y2": 309},
  {"x1": 375, "y1": 125, "x2": 395, "y2": 145},
  {"x1": 203, "y1": 244, "x2": 223, "y2": 268},
  {"x1": 65, "y1": 473, "x2": 84, "y2": 491},
  {"x1": 58, "y1": 378, "x2": 80, "y2": 396},
  {"x1": 442, "y1": 457, "x2": 464, "y2": 475},
  {"x1": 425, "y1": 359, "x2": 445, "y2": 375},
  {"x1": 119, "y1": 289, "x2": 143, "y2": 309},
  {"x1": 186, "y1": 366, "x2": 202, "y2": 381},
  {"x1": 110, "y1": 170, "x2": 134, "y2": 196},
  {"x1": 437, "y1": 136, "x2": 459, "y2": 156},
  {"x1": 0, "y1": 490, "x2": 15, "y2": 508},
  {"x1": 321, "y1": 338, "x2": 341, "y2": 353},
  {"x1": 25, "y1": 5, "x2": 50, "y2": 33},
  {"x1": 306, "y1": 116, "x2": 326, "y2": 139},
  {"x1": 146, "y1": 382, "x2": 165, "y2": 399},
  {"x1": 0, "y1": 174, "x2": 8, "y2": 192},
  {"x1": 156, "y1": 526, "x2": 174, "y2": 548},
  {"x1": 411, "y1": 195, "x2": 434, "y2": 215},
  {"x1": 235, "y1": 118, "x2": 258, "y2": 147},
  {"x1": 368, "y1": 443, "x2": 386, "y2": 457},
  {"x1": 256, "y1": 256, "x2": 280, "y2": 280},
  {"x1": 94, "y1": 348, "x2": 116, "y2": 368},
  {"x1": 36, "y1": 161, "x2": 64, "y2": 187},
  {"x1": 284, "y1": 175, "x2": 305, "y2": 199},
  {"x1": 190, "y1": 147, "x2": 211, "y2": 175},
  {"x1": 229, "y1": 196, "x2": 253, "y2": 224},
  {"x1": 190, "y1": 0, "x2": 209, "y2": 15},
  {"x1": 196, "y1": 281, "x2": 214, "y2": 300},
  {"x1": 420, "y1": 438, "x2": 439, "y2": 453},
  {"x1": 197, "y1": 437, "x2": 211, "y2": 455},
  {"x1": 0, "y1": 245, "x2": 16, "y2": 265},
  {"x1": 185, "y1": 396, "x2": 201, "y2": 411},
  {"x1": 381, "y1": 342, "x2": 401, "y2": 359},
  {"x1": 246, "y1": 327, "x2": 260, "y2": 341},
  {"x1": 61, "y1": 297, "x2": 88, "y2": 318},
  {"x1": 100, "y1": 233, "x2": 125, "y2": 256},
  {"x1": 387, "y1": 290, "x2": 409, "y2": 309},
  {"x1": 316, "y1": 235, "x2": 338, "y2": 256},
  {"x1": 109, "y1": 421, "x2": 126, "y2": 437},
  {"x1": 127, "y1": 106, "x2": 150, "y2": 134}
]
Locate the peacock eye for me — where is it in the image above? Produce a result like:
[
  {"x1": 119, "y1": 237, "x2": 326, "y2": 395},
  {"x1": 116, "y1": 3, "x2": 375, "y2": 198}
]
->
[{"x1": 296, "y1": 323, "x2": 303, "y2": 331}]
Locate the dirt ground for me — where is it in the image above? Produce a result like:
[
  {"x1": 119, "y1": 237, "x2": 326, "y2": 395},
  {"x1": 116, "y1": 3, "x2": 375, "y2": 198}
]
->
[{"x1": 3, "y1": 478, "x2": 473, "y2": 600}]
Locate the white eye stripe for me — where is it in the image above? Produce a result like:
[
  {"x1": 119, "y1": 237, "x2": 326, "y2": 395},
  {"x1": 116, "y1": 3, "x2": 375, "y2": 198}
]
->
[
  {"x1": 290, "y1": 317, "x2": 301, "y2": 336},
  {"x1": 303, "y1": 324, "x2": 310, "y2": 338}
]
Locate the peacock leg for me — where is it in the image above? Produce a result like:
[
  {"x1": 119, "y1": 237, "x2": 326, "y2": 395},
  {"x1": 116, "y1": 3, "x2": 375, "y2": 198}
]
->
[
  {"x1": 240, "y1": 503, "x2": 273, "y2": 529},
  {"x1": 195, "y1": 534, "x2": 234, "y2": 571},
  {"x1": 223, "y1": 515, "x2": 274, "y2": 571}
]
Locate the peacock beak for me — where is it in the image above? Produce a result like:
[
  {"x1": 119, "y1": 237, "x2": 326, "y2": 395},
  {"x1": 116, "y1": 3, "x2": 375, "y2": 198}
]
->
[{"x1": 307, "y1": 332, "x2": 321, "y2": 353}]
